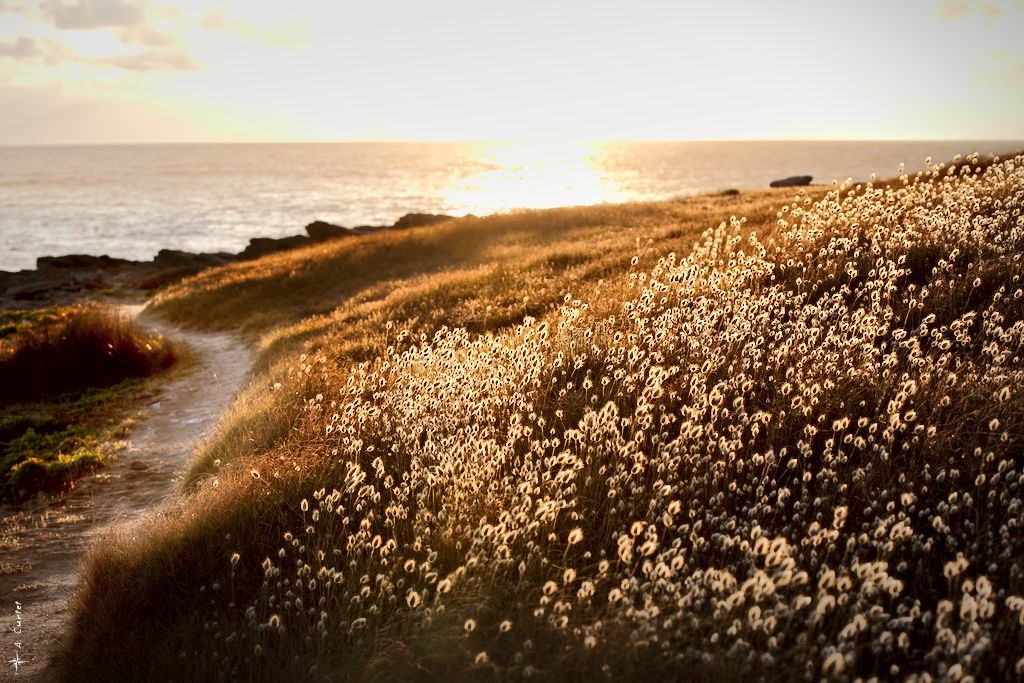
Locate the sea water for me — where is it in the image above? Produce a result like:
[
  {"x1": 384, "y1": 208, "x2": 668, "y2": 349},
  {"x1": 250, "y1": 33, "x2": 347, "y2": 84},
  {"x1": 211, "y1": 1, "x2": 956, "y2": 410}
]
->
[{"x1": 0, "y1": 140, "x2": 1018, "y2": 272}]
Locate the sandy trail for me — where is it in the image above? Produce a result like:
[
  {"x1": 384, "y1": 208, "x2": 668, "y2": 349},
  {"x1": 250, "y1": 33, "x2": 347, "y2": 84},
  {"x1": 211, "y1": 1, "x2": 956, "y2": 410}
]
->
[{"x1": 0, "y1": 310, "x2": 252, "y2": 681}]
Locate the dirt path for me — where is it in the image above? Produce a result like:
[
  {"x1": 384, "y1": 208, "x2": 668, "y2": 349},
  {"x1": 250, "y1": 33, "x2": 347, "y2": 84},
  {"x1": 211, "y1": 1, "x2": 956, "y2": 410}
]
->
[{"x1": 0, "y1": 310, "x2": 252, "y2": 681}]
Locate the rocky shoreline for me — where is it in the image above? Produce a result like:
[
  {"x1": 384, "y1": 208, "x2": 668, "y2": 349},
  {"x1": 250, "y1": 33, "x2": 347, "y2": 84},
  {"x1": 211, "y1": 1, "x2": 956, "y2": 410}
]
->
[{"x1": 0, "y1": 212, "x2": 454, "y2": 309}]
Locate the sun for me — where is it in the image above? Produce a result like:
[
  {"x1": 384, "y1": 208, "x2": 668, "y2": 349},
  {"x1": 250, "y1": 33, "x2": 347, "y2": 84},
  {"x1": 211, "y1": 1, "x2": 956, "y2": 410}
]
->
[{"x1": 441, "y1": 142, "x2": 629, "y2": 214}]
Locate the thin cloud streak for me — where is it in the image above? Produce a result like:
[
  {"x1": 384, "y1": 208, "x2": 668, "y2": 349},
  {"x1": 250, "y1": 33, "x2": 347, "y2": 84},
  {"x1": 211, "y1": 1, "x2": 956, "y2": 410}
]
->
[
  {"x1": 95, "y1": 47, "x2": 198, "y2": 71},
  {"x1": 0, "y1": 34, "x2": 198, "y2": 71},
  {"x1": 40, "y1": 0, "x2": 146, "y2": 29},
  {"x1": 117, "y1": 24, "x2": 178, "y2": 47},
  {"x1": 0, "y1": 35, "x2": 75, "y2": 65},
  {"x1": 0, "y1": 35, "x2": 37, "y2": 57},
  {"x1": 199, "y1": 8, "x2": 306, "y2": 48}
]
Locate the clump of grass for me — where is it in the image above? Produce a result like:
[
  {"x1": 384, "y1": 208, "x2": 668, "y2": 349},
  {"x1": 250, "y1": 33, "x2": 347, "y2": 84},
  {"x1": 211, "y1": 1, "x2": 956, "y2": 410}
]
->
[
  {"x1": 0, "y1": 305, "x2": 176, "y2": 406},
  {"x1": 2, "y1": 435, "x2": 104, "y2": 500},
  {"x1": 62, "y1": 154, "x2": 1024, "y2": 681}
]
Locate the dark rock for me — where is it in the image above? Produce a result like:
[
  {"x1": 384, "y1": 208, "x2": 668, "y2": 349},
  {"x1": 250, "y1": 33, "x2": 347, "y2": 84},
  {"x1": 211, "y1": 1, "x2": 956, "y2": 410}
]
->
[
  {"x1": 3, "y1": 208, "x2": 447, "y2": 309},
  {"x1": 770, "y1": 175, "x2": 813, "y2": 188},
  {"x1": 128, "y1": 250, "x2": 235, "y2": 290},
  {"x1": 153, "y1": 249, "x2": 232, "y2": 269},
  {"x1": 37, "y1": 254, "x2": 134, "y2": 270},
  {"x1": 720, "y1": 189, "x2": 741, "y2": 196},
  {"x1": 240, "y1": 235, "x2": 311, "y2": 260},
  {"x1": 305, "y1": 220, "x2": 351, "y2": 242},
  {"x1": 10, "y1": 279, "x2": 70, "y2": 301},
  {"x1": 393, "y1": 213, "x2": 452, "y2": 229}
]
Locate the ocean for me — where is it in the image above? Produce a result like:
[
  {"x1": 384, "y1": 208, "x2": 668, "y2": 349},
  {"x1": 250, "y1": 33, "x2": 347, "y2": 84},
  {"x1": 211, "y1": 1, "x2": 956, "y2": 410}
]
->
[{"x1": 0, "y1": 140, "x2": 1018, "y2": 273}]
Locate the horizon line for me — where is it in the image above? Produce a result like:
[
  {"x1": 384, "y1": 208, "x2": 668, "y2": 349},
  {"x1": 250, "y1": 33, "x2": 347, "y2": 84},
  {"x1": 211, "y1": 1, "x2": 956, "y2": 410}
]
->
[{"x1": 3, "y1": 136, "x2": 1024, "y2": 149}]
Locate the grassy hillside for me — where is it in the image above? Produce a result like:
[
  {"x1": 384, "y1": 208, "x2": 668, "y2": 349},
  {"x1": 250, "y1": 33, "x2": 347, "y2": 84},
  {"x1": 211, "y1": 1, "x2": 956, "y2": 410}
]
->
[
  {"x1": 151, "y1": 189, "x2": 792, "y2": 486},
  {"x1": 61, "y1": 155, "x2": 1024, "y2": 681}
]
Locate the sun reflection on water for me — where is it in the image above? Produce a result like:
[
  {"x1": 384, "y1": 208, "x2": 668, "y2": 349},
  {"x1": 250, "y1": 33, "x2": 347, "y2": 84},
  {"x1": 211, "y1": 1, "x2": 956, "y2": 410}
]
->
[{"x1": 442, "y1": 142, "x2": 629, "y2": 215}]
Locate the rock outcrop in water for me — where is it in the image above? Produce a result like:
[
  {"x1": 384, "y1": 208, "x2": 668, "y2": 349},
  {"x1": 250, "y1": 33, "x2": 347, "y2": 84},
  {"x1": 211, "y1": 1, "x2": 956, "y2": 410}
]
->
[
  {"x1": 769, "y1": 175, "x2": 813, "y2": 188},
  {"x1": 0, "y1": 213, "x2": 458, "y2": 308},
  {"x1": 305, "y1": 220, "x2": 351, "y2": 242},
  {"x1": 240, "y1": 235, "x2": 312, "y2": 259}
]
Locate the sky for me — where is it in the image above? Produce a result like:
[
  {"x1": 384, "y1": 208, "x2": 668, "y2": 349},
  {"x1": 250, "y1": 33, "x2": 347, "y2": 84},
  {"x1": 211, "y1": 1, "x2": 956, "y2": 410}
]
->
[{"x1": 0, "y1": 0, "x2": 1022, "y2": 144}]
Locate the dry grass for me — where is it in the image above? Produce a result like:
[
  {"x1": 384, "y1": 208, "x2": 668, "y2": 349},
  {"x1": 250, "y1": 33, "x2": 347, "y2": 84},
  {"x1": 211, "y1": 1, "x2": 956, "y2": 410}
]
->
[
  {"x1": 150, "y1": 191, "x2": 786, "y2": 347},
  {"x1": 60, "y1": 153, "x2": 1024, "y2": 681},
  {"x1": 0, "y1": 305, "x2": 176, "y2": 406},
  {"x1": 154, "y1": 189, "x2": 798, "y2": 488}
]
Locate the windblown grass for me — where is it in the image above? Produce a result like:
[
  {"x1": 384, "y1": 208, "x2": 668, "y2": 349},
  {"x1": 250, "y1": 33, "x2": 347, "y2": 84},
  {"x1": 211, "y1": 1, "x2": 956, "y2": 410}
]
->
[
  {"x1": 62, "y1": 154, "x2": 1024, "y2": 681},
  {"x1": 155, "y1": 189, "x2": 795, "y2": 487},
  {"x1": 150, "y1": 191, "x2": 783, "y2": 348}
]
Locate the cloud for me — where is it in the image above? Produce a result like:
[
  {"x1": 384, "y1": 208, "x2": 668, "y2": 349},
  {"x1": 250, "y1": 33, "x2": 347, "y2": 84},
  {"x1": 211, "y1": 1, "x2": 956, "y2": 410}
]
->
[
  {"x1": 198, "y1": 8, "x2": 229, "y2": 31},
  {"x1": 6, "y1": 0, "x2": 181, "y2": 44},
  {"x1": 95, "y1": 48, "x2": 198, "y2": 71},
  {"x1": 0, "y1": 0, "x2": 33, "y2": 13},
  {"x1": 0, "y1": 33, "x2": 196, "y2": 72},
  {"x1": 0, "y1": 1, "x2": 198, "y2": 71},
  {"x1": 40, "y1": 0, "x2": 146, "y2": 29},
  {"x1": 0, "y1": 35, "x2": 76, "y2": 65},
  {"x1": 117, "y1": 24, "x2": 176, "y2": 47},
  {"x1": 199, "y1": 8, "x2": 305, "y2": 48},
  {"x1": 937, "y1": 0, "x2": 1024, "y2": 18},
  {"x1": 937, "y1": 0, "x2": 970, "y2": 19},
  {"x1": 0, "y1": 35, "x2": 37, "y2": 58}
]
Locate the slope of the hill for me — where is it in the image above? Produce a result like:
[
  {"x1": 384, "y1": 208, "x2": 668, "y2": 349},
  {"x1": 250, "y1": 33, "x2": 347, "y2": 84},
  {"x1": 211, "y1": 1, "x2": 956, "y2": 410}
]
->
[
  {"x1": 150, "y1": 188, "x2": 795, "y2": 486},
  {"x1": 61, "y1": 156, "x2": 1024, "y2": 681}
]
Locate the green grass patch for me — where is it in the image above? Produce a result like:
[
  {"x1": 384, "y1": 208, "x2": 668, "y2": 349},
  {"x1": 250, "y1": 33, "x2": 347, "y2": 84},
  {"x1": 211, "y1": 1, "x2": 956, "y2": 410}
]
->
[
  {"x1": 0, "y1": 377, "x2": 152, "y2": 500},
  {"x1": 0, "y1": 307, "x2": 65, "y2": 340}
]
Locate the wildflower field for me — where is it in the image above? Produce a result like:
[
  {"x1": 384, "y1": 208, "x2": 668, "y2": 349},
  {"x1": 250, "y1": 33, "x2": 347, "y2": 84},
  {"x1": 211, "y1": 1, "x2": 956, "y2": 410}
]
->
[{"x1": 62, "y1": 155, "x2": 1023, "y2": 681}]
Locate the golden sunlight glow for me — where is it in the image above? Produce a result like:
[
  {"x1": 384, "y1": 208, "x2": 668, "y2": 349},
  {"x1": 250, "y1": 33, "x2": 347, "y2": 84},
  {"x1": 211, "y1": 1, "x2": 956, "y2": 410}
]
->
[{"x1": 442, "y1": 143, "x2": 628, "y2": 213}]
